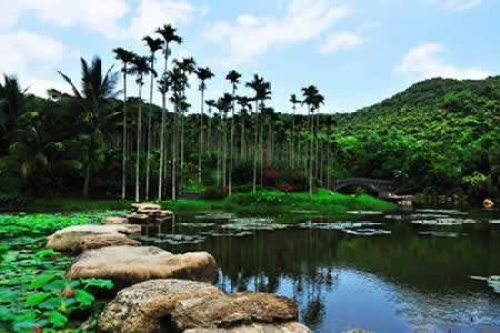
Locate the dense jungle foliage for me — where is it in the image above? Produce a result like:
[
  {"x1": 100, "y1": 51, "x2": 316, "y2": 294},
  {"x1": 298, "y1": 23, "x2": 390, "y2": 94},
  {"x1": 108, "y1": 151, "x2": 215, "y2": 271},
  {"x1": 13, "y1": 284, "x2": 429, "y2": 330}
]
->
[{"x1": 1, "y1": 75, "x2": 499, "y2": 206}]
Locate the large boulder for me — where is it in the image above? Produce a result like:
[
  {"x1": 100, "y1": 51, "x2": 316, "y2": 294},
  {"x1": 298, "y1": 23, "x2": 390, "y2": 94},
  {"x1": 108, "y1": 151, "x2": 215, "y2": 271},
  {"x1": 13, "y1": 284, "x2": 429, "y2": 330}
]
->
[
  {"x1": 67, "y1": 246, "x2": 218, "y2": 286},
  {"x1": 98, "y1": 279, "x2": 307, "y2": 333},
  {"x1": 46, "y1": 224, "x2": 141, "y2": 251},
  {"x1": 131, "y1": 202, "x2": 161, "y2": 213}
]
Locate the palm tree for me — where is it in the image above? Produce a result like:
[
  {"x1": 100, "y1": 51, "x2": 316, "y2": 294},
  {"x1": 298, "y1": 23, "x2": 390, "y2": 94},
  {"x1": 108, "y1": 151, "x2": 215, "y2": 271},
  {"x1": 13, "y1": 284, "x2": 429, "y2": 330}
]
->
[
  {"x1": 174, "y1": 57, "x2": 196, "y2": 190},
  {"x1": 0, "y1": 75, "x2": 26, "y2": 155},
  {"x1": 290, "y1": 94, "x2": 301, "y2": 167},
  {"x1": 196, "y1": 67, "x2": 214, "y2": 184},
  {"x1": 205, "y1": 99, "x2": 216, "y2": 154},
  {"x1": 215, "y1": 93, "x2": 233, "y2": 189},
  {"x1": 246, "y1": 74, "x2": 269, "y2": 193},
  {"x1": 302, "y1": 85, "x2": 324, "y2": 197},
  {"x1": 59, "y1": 56, "x2": 119, "y2": 197},
  {"x1": 156, "y1": 24, "x2": 182, "y2": 200},
  {"x1": 113, "y1": 48, "x2": 136, "y2": 200},
  {"x1": 225, "y1": 70, "x2": 242, "y2": 196},
  {"x1": 157, "y1": 75, "x2": 170, "y2": 201},
  {"x1": 142, "y1": 36, "x2": 163, "y2": 200},
  {"x1": 130, "y1": 55, "x2": 155, "y2": 202},
  {"x1": 237, "y1": 96, "x2": 252, "y2": 161}
]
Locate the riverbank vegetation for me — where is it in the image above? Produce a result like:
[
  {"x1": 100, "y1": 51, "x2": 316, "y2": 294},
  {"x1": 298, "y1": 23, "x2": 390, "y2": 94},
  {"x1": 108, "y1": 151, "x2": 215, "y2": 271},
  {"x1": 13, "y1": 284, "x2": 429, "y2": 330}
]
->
[{"x1": 1, "y1": 23, "x2": 499, "y2": 209}]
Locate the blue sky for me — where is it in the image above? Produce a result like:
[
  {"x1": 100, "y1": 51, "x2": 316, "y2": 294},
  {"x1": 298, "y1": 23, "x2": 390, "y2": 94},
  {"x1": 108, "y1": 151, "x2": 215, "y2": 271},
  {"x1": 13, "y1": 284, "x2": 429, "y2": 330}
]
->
[{"x1": 1, "y1": 0, "x2": 498, "y2": 113}]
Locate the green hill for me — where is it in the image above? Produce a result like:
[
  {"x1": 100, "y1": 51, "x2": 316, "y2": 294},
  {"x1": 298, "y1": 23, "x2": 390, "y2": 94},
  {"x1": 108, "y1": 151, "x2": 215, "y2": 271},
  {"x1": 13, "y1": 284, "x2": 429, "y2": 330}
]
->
[{"x1": 331, "y1": 76, "x2": 500, "y2": 198}]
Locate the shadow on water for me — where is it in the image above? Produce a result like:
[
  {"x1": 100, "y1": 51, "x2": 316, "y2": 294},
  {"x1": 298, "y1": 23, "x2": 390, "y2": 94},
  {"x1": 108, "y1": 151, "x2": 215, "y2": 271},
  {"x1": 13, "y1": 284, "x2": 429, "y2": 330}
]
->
[{"x1": 140, "y1": 209, "x2": 500, "y2": 333}]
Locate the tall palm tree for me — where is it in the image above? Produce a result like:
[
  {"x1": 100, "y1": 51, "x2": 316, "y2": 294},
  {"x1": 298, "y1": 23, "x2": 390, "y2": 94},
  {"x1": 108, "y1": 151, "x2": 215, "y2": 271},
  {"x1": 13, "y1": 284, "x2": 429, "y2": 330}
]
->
[
  {"x1": 215, "y1": 93, "x2": 232, "y2": 189},
  {"x1": 237, "y1": 96, "x2": 252, "y2": 162},
  {"x1": 196, "y1": 67, "x2": 214, "y2": 184},
  {"x1": 225, "y1": 70, "x2": 242, "y2": 196},
  {"x1": 113, "y1": 48, "x2": 135, "y2": 200},
  {"x1": 130, "y1": 55, "x2": 155, "y2": 202},
  {"x1": 205, "y1": 99, "x2": 216, "y2": 154},
  {"x1": 302, "y1": 85, "x2": 324, "y2": 197},
  {"x1": 156, "y1": 24, "x2": 182, "y2": 200},
  {"x1": 290, "y1": 94, "x2": 301, "y2": 167},
  {"x1": 174, "y1": 57, "x2": 196, "y2": 190},
  {"x1": 246, "y1": 74, "x2": 269, "y2": 193},
  {"x1": 142, "y1": 36, "x2": 163, "y2": 200},
  {"x1": 157, "y1": 75, "x2": 170, "y2": 201},
  {"x1": 59, "y1": 56, "x2": 119, "y2": 197}
]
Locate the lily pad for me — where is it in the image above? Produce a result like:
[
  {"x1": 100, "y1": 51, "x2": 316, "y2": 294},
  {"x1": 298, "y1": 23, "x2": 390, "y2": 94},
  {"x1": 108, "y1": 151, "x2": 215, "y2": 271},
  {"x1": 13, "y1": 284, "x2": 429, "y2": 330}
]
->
[
  {"x1": 139, "y1": 234, "x2": 206, "y2": 245},
  {"x1": 299, "y1": 221, "x2": 383, "y2": 230},
  {"x1": 347, "y1": 211, "x2": 383, "y2": 215},
  {"x1": 416, "y1": 209, "x2": 468, "y2": 215},
  {"x1": 203, "y1": 231, "x2": 254, "y2": 237},
  {"x1": 177, "y1": 223, "x2": 216, "y2": 228},
  {"x1": 419, "y1": 231, "x2": 466, "y2": 238},
  {"x1": 221, "y1": 218, "x2": 286, "y2": 231},
  {"x1": 384, "y1": 215, "x2": 404, "y2": 220},
  {"x1": 195, "y1": 212, "x2": 235, "y2": 220},
  {"x1": 411, "y1": 218, "x2": 477, "y2": 226},
  {"x1": 344, "y1": 228, "x2": 391, "y2": 236}
]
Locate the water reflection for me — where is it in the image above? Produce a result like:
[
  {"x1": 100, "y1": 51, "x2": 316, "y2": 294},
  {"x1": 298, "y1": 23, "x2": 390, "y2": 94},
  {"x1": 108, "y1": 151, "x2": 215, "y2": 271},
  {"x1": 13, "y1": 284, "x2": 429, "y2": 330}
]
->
[{"x1": 140, "y1": 210, "x2": 500, "y2": 333}]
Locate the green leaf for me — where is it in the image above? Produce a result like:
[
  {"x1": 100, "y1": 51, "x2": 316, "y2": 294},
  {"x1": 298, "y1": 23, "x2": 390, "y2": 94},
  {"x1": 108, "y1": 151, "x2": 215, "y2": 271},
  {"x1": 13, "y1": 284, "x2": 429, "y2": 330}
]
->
[
  {"x1": 82, "y1": 278, "x2": 114, "y2": 290},
  {"x1": 35, "y1": 249, "x2": 58, "y2": 260},
  {"x1": 75, "y1": 289, "x2": 94, "y2": 307},
  {"x1": 46, "y1": 311, "x2": 68, "y2": 328},
  {"x1": 25, "y1": 292, "x2": 51, "y2": 306},
  {"x1": 30, "y1": 273, "x2": 58, "y2": 289}
]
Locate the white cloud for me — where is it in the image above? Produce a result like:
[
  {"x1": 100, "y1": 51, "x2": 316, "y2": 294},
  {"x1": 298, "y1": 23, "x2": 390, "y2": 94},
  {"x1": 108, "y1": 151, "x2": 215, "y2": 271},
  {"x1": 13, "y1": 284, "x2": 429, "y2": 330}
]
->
[
  {"x1": 428, "y1": 0, "x2": 482, "y2": 11},
  {"x1": 0, "y1": 30, "x2": 73, "y2": 97},
  {"x1": 320, "y1": 32, "x2": 364, "y2": 54},
  {"x1": 396, "y1": 43, "x2": 490, "y2": 80},
  {"x1": 0, "y1": 0, "x2": 130, "y2": 37},
  {"x1": 127, "y1": 0, "x2": 206, "y2": 40},
  {"x1": 206, "y1": 0, "x2": 351, "y2": 65}
]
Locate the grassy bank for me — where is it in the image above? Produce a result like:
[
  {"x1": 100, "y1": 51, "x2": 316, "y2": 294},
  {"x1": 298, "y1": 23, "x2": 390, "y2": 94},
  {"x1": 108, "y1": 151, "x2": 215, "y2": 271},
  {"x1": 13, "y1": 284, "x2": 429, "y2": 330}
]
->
[{"x1": 23, "y1": 189, "x2": 394, "y2": 215}]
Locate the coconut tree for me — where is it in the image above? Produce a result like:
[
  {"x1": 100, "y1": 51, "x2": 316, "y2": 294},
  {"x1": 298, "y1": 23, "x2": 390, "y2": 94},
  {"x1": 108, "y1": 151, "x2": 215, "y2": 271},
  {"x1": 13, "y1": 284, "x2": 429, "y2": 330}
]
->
[
  {"x1": 196, "y1": 67, "x2": 214, "y2": 184},
  {"x1": 225, "y1": 70, "x2": 242, "y2": 196},
  {"x1": 0, "y1": 75, "x2": 26, "y2": 155},
  {"x1": 130, "y1": 55, "x2": 155, "y2": 202},
  {"x1": 142, "y1": 36, "x2": 163, "y2": 200},
  {"x1": 156, "y1": 24, "x2": 182, "y2": 199},
  {"x1": 113, "y1": 48, "x2": 136, "y2": 200},
  {"x1": 58, "y1": 56, "x2": 119, "y2": 197}
]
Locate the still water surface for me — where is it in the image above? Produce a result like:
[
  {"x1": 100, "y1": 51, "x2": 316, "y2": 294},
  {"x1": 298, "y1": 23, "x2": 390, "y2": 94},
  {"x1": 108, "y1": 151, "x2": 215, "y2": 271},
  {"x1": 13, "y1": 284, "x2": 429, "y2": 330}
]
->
[{"x1": 140, "y1": 208, "x2": 500, "y2": 333}]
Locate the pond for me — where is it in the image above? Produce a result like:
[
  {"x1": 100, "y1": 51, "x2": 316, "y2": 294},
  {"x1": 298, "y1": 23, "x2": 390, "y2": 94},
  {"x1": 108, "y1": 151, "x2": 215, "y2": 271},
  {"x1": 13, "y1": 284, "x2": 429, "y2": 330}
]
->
[{"x1": 138, "y1": 208, "x2": 500, "y2": 333}]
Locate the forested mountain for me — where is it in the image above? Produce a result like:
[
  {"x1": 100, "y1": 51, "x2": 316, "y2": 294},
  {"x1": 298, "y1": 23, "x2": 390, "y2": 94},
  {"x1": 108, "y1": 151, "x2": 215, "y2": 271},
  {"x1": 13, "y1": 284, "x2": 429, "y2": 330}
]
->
[{"x1": 332, "y1": 76, "x2": 500, "y2": 197}]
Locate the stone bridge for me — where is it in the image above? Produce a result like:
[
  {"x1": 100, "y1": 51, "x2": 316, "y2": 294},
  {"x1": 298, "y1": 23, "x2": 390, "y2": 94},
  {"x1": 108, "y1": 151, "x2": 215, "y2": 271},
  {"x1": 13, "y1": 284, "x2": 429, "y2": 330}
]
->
[{"x1": 331, "y1": 178, "x2": 412, "y2": 203}]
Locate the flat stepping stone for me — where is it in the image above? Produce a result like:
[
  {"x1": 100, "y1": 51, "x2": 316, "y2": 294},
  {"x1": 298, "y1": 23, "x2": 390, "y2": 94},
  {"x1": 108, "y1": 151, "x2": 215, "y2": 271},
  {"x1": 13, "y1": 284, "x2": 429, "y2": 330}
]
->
[
  {"x1": 46, "y1": 224, "x2": 141, "y2": 251},
  {"x1": 66, "y1": 246, "x2": 218, "y2": 286},
  {"x1": 101, "y1": 216, "x2": 129, "y2": 225},
  {"x1": 98, "y1": 279, "x2": 307, "y2": 333},
  {"x1": 78, "y1": 233, "x2": 141, "y2": 252},
  {"x1": 184, "y1": 323, "x2": 311, "y2": 332},
  {"x1": 131, "y1": 202, "x2": 162, "y2": 213}
]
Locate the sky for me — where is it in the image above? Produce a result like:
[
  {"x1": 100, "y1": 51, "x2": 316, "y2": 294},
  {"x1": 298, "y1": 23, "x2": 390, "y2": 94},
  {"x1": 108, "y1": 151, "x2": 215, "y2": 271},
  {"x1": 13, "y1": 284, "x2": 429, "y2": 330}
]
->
[{"x1": 0, "y1": 0, "x2": 499, "y2": 114}]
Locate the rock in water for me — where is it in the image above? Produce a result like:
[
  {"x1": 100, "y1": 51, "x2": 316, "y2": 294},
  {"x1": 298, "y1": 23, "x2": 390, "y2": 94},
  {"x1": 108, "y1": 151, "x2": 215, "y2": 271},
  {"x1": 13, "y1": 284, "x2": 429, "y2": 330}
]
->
[
  {"x1": 101, "y1": 216, "x2": 129, "y2": 225},
  {"x1": 98, "y1": 279, "x2": 308, "y2": 333},
  {"x1": 66, "y1": 246, "x2": 218, "y2": 286},
  {"x1": 184, "y1": 323, "x2": 312, "y2": 332},
  {"x1": 78, "y1": 233, "x2": 141, "y2": 252},
  {"x1": 46, "y1": 224, "x2": 141, "y2": 251},
  {"x1": 131, "y1": 202, "x2": 161, "y2": 213},
  {"x1": 483, "y1": 198, "x2": 495, "y2": 209}
]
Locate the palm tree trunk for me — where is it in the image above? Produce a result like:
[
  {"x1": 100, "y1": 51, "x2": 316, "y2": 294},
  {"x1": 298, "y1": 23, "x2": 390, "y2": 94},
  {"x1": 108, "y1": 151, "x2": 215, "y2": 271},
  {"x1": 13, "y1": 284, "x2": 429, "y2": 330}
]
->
[
  {"x1": 240, "y1": 114, "x2": 245, "y2": 162},
  {"x1": 309, "y1": 107, "x2": 313, "y2": 198},
  {"x1": 172, "y1": 109, "x2": 177, "y2": 200},
  {"x1": 135, "y1": 80, "x2": 143, "y2": 202},
  {"x1": 222, "y1": 112, "x2": 227, "y2": 189},
  {"x1": 252, "y1": 101, "x2": 258, "y2": 193},
  {"x1": 199, "y1": 88, "x2": 204, "y2": 184},
  {"x1": 229, "y1": 86, "x2": 236, "y2": 196},
  {"x1": 158, "y1": 93, "x2": 166, "y2": 200},
  {"x1": 121, "y1": 66, "x2": 128, "y2": 200},
  {"x1": 145, "y1": 55, "x2": 155, "y2": 200}
]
